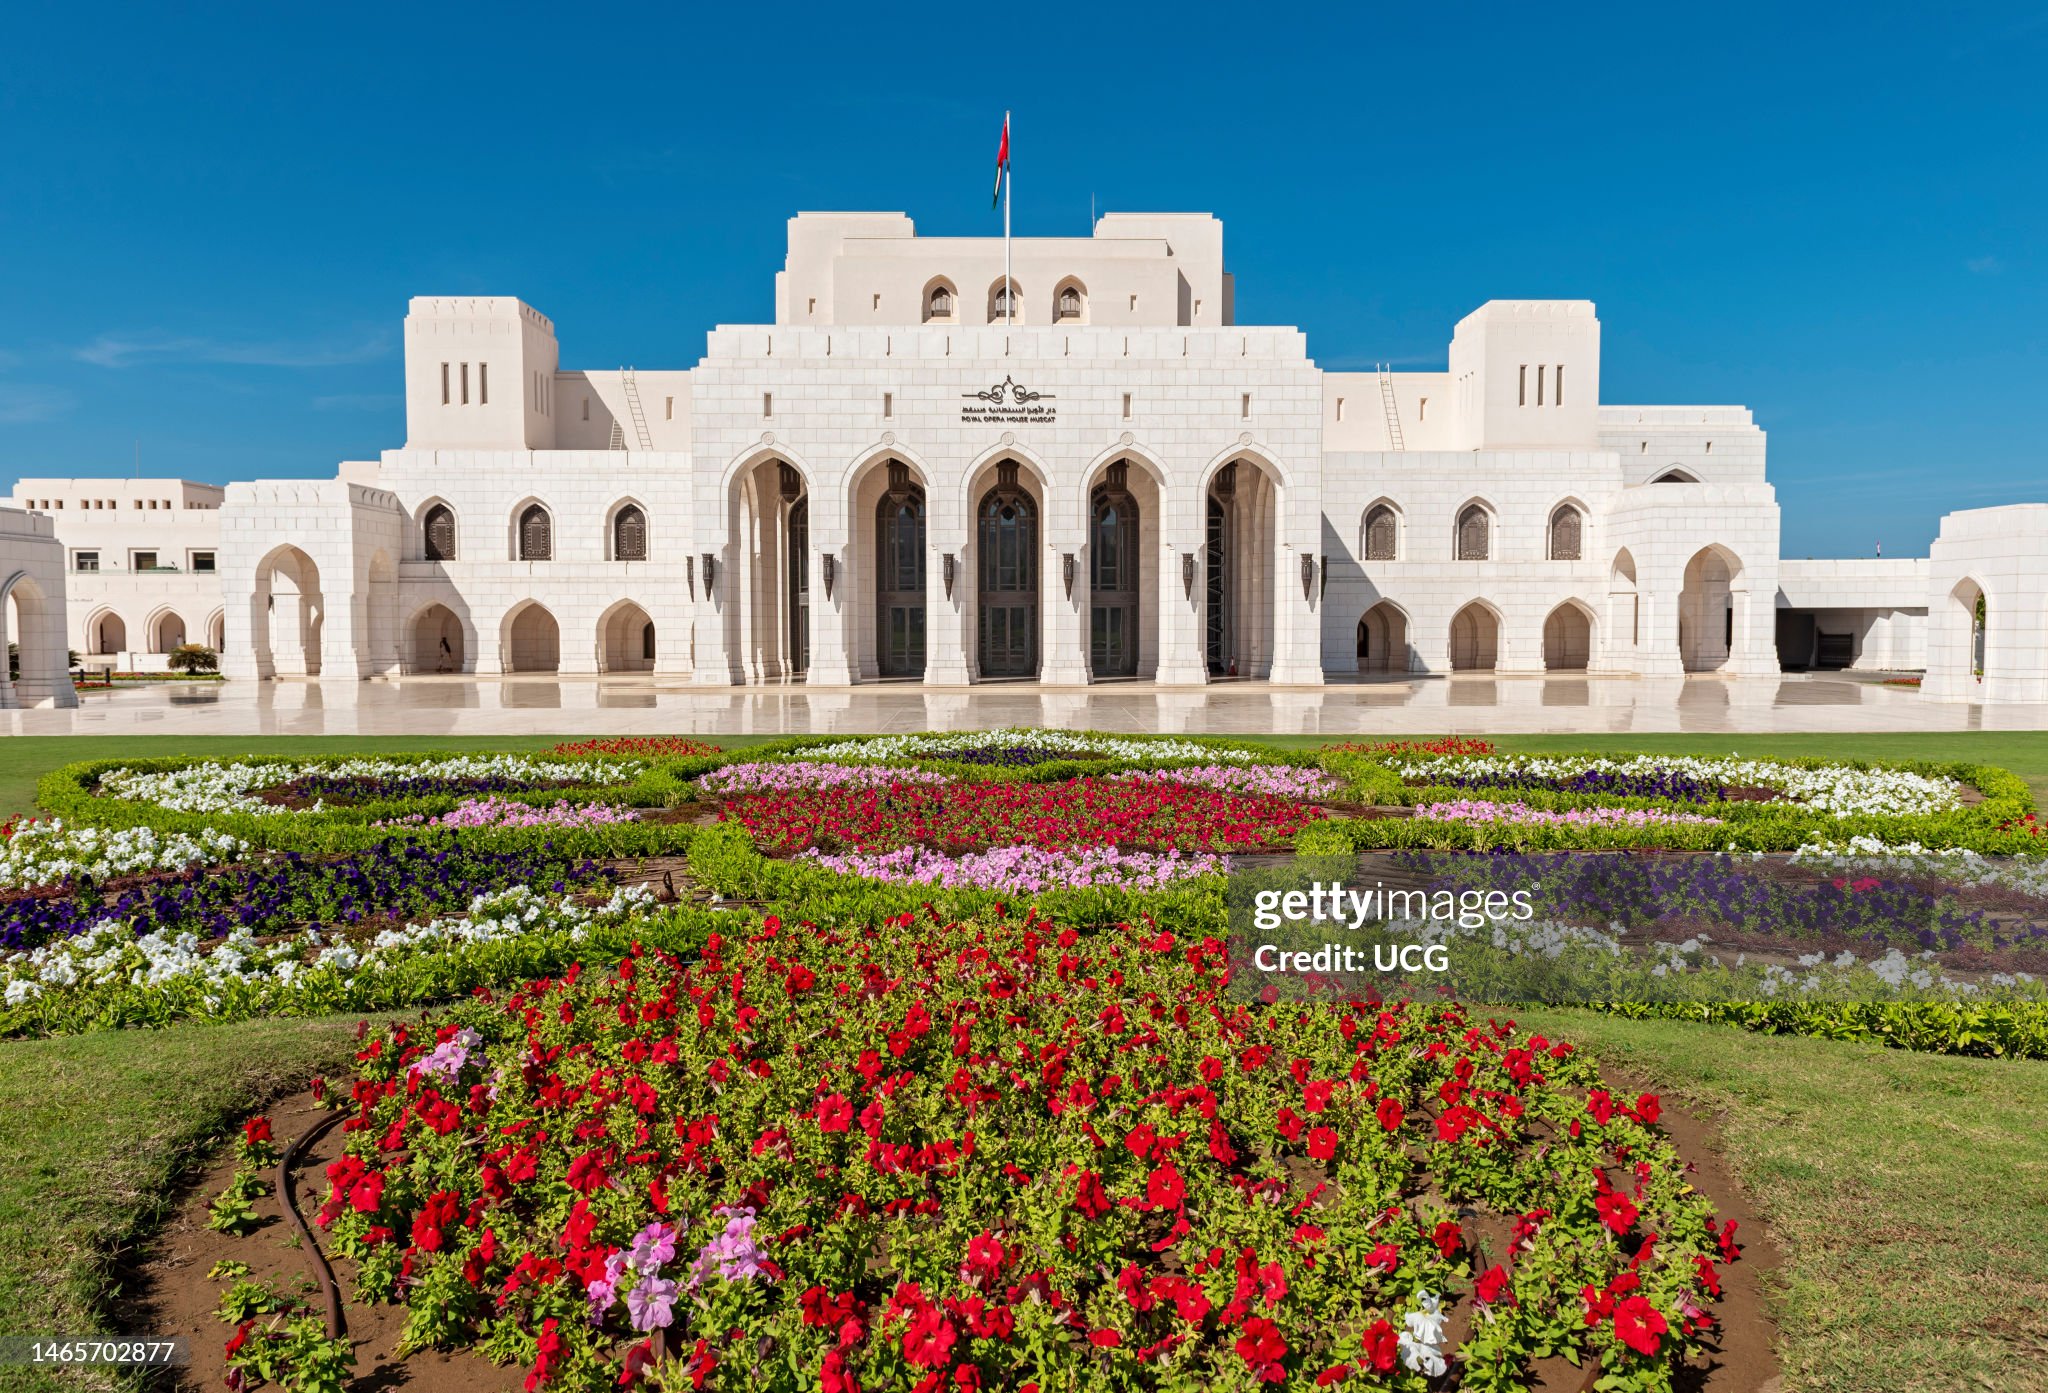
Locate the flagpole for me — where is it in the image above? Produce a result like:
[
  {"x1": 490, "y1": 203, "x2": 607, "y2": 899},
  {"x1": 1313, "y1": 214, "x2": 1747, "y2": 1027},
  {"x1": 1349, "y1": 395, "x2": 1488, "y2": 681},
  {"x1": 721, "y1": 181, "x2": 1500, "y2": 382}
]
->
[{"x1": 1003, "y1": 110, "x2": 1012, "y2": 324}]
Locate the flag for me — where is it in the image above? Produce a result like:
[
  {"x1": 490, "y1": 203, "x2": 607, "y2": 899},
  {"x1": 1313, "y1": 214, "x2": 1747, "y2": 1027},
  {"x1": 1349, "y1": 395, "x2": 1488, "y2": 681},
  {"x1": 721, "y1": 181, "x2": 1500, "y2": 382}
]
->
[{"x1": 992, "y1": 114, "x2": 1009, "y2": 209}]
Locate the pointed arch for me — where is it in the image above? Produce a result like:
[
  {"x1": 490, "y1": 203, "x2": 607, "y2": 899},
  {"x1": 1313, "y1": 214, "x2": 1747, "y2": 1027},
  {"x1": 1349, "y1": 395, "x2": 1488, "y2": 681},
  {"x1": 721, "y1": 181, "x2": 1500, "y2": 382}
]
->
[
  {"x1": 1653, "y1": 469, "x2": 1699, "y2": 484},
  {"x1": 407, "y1": 599, "x2": 470, "y2": 673},
  {"x1": 987, "y1": 276, "x2": 1020, "y2": 324},
  {"x1": 1356, "y1": 599, "x2": 1410, "y2": 674},
  {"x1": 144, "y1": 606, "x2": 188, "y2": 654},
  {"x1": 417, "y1": 497, "x2": 458, "y2": 561},
  {"x1": 606, "y1": 496, "x2": 650, "y2": 562},
  {"x1": 1545, "y1": 497, "x2": 1586, "y2": 561},
  {"x1": 1448, "y1": 599, "x2": 1503, "y2": 671},
  {"x1": 597, "y1": 598, "x2": 656, "y2": 673},
  {"x1": 1453, "y1": 498, "x2": 1496, "y2": 561},
  {"x1": 501, "y1": 600, "x2": 561, "y2": 673},
  {"x1": 922, "y1": 277, "x2": 957, "y2": 323},
  {"x1": 1542, "y1": 599, "x2": 1596, "y2": 670},
  {"x1": 1360, "y1": 497, "x2": 1402, "y2": 562},
  {"x1": 509, "y1": 497, "x2": 555, "y2": 561},
  {"x1": 1052, "y1": 276, "x2": 1087, "y2": 324}
]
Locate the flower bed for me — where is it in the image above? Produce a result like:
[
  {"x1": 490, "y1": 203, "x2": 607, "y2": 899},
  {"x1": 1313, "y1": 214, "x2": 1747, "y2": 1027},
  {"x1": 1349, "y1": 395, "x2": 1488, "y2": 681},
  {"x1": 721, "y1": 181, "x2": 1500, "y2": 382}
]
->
[
  {"x1": 801, "y1": 728, "x2": 1257, "y2": 765},
  {"x1": 96, "y1": 756, "x2": 642, "y2": 817},
  {"x1": 1395, "y1": 754, "x2": 1961, "y2": 819},
  {"x1": 1412, "y1": 800, "x2": 1725, "y2": 829},
  {"x1": 1117, "y1": 764, "x2": 1346, "y2": 800},
  {"x1": 722, "y1": 777, "x2": 1322, "y2": 855},
  {"x1": 0, "y1": 816, "x2": 244, "y2": 891},
  {"x1": 0, "y1": 840, "x2": 605, "y2": 954},
  {"x1": 1, "y1": 884, "x2": 660, "y2": 1031},
  {"x1": 553, "y1": 738, "x2": 723, "y2": 759},
  {"x1": 1422, "y1": 768, "x2": 1727, "y2": 804},
  {"x1": 795, "y1": 843, "x2": 1227, "y2": 892},
  {"x1": 291, "y1": 916, "x2": 1735, "y2": 1391},
  {"x1": 694, "y1": 762, "x2": 954, "y2": 796},
  {"x1": 382, "y1": 798, "x2": 642, "y2": 830}
]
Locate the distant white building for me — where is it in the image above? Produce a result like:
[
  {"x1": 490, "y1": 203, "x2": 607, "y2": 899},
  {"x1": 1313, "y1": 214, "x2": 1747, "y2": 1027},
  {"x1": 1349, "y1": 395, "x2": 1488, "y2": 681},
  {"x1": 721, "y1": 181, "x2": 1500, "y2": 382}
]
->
[{"x1": 7, "y1": 210, "x2": 2045, "y2": 703}]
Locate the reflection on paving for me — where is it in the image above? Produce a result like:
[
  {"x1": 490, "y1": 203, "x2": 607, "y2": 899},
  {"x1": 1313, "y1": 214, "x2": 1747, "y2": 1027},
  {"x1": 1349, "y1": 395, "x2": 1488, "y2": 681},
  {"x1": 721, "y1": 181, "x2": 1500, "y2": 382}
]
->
[{"x1": 5, "y1": 672, "x2": 2036, "y2": 737}]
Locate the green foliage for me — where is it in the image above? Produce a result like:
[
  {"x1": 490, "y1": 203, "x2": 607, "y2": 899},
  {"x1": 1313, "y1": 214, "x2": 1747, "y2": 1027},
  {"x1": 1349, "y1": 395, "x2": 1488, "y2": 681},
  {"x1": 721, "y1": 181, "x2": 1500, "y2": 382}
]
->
[{"x1": 167, "y1": 643, "x2": 220, "y2": 674}]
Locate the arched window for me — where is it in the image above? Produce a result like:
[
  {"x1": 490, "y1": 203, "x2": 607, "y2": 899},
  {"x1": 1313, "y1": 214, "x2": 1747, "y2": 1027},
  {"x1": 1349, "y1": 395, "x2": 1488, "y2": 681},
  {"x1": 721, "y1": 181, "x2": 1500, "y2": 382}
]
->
[
  {"x1": 1548, "y1": 504, "x2": 1583, "y2": 561},
  {"x1": 925, "y1": 283, "x2": 955, "y2": 322},
  {"x1": 1056, "y1": 284, "x2": 1084, "y2": 321},
  {"x1": 988, "y1": 280, "x2": 1017, "y2": 323},
  {"x1": 518, "y1": 504, "x2": 552, "y2": 561},
  {"x1": 613, "y1": 504, "x2": 647, "y2": 562},
  {"x1": 1364, "y1": 503, "x2": 1397, "y2": 561},
  {"x1": 1455, "y1": 504, "x2": 1490, "y2": 561},
  {"x1": 423, "y1": 504, "x2": 456, "y2": 561}
]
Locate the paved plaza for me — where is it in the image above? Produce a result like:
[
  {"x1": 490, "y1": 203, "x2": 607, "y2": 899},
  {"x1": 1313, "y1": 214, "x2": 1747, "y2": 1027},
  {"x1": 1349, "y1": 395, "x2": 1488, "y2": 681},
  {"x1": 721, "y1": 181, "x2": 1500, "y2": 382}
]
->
[{"x1": 5, "y1": 672, "x2": 2041, "y2": 739}]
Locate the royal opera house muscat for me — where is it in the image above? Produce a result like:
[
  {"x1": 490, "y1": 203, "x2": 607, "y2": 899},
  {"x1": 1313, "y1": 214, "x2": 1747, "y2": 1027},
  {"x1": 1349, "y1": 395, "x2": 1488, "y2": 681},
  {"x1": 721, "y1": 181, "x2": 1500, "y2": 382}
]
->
[{"x1": 5, "y1": 210, "x2": 2047, "y2": 710}]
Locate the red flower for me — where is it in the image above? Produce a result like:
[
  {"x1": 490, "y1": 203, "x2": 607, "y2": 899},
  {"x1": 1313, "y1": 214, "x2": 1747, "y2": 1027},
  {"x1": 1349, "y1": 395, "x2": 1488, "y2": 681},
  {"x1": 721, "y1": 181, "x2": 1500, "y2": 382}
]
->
[
  {"x1": 224, "y1": 1320, "x2": 254, "y2": 1358},
  {"x1": 565, "y1": 1150, "x2": 611, "y2": 1195},
  {"x1": 1233, "y1": 1316, "x2": 1289, "y2": 1382},
  {"x1": 1072, "y1": 1170, "x2": 1112, "y2": 1219},
  {"x1": 1361, "y1": 1317, "x2": 1398, "y2": 1372},
  {"x1": 1586, "y1": 1090, "x2": 1617, "y2": 1125},
  {"x1": 816, "y1": 1093, "x2": 853, "y2": 1133},
  {"x1": 1633, "y1": 1092, "x2": 1662, "y2": 1125},
  {"x1": 242, "y1": 1116, "x2": 273, "y2": 1147},
  {"x1": 1305, "y1": 1126, "x2": 1338, "y2": 1162},
  {"x1": 1474, "y1": 1264, "x2": 1512, "y2": 1305},
  {"x1": 1315, "y1": 1366, "x2": 1349, "y2": 1386},
  {"x1": 1145, "y1": 1162, "x2": 1186, "y2": 1210},
  {"x1": 1375, "y1": 1097, "x2": 1404, "y2": 1132},
  {"x1": 1431, "y1": 1220, "x2": 1462, "y2": 1260},
  {"x1": 1612, "y1": 1294, "x2": 1669, "y2": 1356},
  {"x1": 1208, "y1": 1118, "x2": 1240, "y2": 1166},
  {"x1": 1596, "y1": 1192, "x2": 1639, "y2": 1235},
  {"x1": 1303, "y1": 1079, "x2": 1335, "y2": 1114},
  {"x1": 1087, "y1": 1330, "x2": 1122, "y2": 1348},
  {"x1": 1365, "y1": 1242, "x2": 1400, "y2": 1274},
  {"x1": 525, "y1": 1317, "x2": 563, "y2": 1392},
  {"x1": 902, "y1": 1308, "x2": 957, "y2": 1368}
]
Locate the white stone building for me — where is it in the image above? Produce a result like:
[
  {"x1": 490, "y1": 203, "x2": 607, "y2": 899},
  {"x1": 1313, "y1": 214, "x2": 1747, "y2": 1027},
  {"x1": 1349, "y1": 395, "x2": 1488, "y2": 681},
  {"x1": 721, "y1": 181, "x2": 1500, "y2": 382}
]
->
[{"x1": 6, "y1": 211, "x2": 2043, "y2": 701}]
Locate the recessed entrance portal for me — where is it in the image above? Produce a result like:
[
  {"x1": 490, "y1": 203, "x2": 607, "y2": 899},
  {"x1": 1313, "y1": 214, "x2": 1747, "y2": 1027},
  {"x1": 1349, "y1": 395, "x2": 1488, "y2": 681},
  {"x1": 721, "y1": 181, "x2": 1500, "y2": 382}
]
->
[
  {"x1": 977, "y1": 461, "x2": 1039, "y2": 678},
  {"x1": 874, "y1": 461, "x2": 926, "y2": 678},
  {"x1": 1089, "y1": 462, "x2": 1139, "y2": 678}
]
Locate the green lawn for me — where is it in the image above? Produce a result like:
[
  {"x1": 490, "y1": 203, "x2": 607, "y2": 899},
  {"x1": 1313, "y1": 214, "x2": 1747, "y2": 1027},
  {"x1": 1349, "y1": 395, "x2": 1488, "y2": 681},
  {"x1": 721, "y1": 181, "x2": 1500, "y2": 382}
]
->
[
  {"x1": 1517, "y1": 1008, "x2": 2048, "y2": 1393},
  {"x1": 0, "y1": 1015, "x2": 364, "y2": 1393}
]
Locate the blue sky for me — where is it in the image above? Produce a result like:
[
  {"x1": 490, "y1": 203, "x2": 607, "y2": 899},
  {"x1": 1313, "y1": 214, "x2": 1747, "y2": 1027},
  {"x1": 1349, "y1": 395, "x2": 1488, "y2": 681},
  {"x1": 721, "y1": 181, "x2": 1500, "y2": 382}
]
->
[{"x1": 2, "y1": 1, "x2": 2042, "y2": 557}]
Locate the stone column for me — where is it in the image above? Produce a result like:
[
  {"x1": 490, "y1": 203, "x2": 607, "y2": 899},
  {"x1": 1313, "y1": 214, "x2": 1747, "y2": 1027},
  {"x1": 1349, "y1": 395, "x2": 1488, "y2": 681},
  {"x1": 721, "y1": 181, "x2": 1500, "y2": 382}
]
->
[
  {"x1": 1154, "y1": 544, "x2": 1209, "y2": 686},
  {"x1": 924, "y1": 536, "x2": 971, "y2": 686},
  {"x1": 1040, "y1": 541, "x2": 1088, "y2": 685}
]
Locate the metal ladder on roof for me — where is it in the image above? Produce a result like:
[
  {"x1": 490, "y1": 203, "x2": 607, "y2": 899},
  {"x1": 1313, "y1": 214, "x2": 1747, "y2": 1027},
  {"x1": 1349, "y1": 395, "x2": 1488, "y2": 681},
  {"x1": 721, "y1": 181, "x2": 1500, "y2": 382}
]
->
[
  {"x1": 619, "y1": 367, "x2": 653, "y2": 451},
  {"x1": 1377, "y1": 364, "x2": 1405, "y2": 451}
]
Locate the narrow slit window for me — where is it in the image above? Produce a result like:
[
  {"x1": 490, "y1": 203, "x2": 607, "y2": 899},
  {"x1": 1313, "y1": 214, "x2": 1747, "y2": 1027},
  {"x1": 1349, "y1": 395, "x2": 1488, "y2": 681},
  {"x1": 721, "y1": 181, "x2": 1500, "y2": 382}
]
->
[
  {"x1": 1335, "y1": 397, "x2": 1345, "y2": 422},
  {"x1": 1518, "y1": 365, "x2": 1527, "y2": 406},
  {"x1": 1241, "y1": 393, "x2": 1252, "y2": 419},
  {"x1": 441, "y1": 363, "x2": 450, "y2": 405},
  {"x1": 1536, "y1": 365, "x2": 1545, "y2": 406},
  {"x1": 1122, "y1": 393, "x2": 1132, "y2": 420},
  {"x1": 883, "y1": 392, "x2": 894, "y2": 418},
  {"x1": 665, "y1": 396, "x2": 674, "y2": 420},
  {"x1": 460, "y1": 363, "x2": 470, "y2": 405},
  {"x1": 1419, "y1": 397, "x2": 1428, "y2": 421},
  {"x1": 1554, "y1": 364, "x2": 1564, "y2": 406},
  {"x1": 763, "y1": 392, "x2": 773, "y2": 418},
  {"x1": 478, "y1": 362, "x2": 488, "y2": 405}
]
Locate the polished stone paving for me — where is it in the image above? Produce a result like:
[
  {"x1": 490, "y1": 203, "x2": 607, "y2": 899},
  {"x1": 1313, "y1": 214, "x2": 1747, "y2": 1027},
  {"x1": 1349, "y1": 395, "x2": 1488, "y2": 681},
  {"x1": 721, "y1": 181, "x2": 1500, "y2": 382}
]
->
[{"x1": 5, "y1": 672, "x2": 2042, "y2": 738}]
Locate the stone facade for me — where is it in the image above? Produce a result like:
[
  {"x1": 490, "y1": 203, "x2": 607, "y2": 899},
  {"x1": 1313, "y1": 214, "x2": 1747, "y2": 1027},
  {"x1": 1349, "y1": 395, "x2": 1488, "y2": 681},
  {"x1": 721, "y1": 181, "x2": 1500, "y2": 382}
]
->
[
  {"x1": 0, "y1": 507, "x2": 79, "y2": 709},
  {"x1": 7, "y1": 211, "x2": 2044, "y2": 699}
]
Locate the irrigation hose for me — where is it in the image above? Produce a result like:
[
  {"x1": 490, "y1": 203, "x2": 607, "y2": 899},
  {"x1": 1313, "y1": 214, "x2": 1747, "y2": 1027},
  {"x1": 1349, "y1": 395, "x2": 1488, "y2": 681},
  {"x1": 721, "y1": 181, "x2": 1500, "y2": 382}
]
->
[{"x1": 277, "y1": 1108, "x2": 348, "y2": 1340}]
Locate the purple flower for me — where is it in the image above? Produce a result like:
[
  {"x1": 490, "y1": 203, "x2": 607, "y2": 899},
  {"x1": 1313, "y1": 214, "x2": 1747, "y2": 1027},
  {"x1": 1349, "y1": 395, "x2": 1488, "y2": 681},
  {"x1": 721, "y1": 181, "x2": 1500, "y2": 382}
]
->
[
  {"x1": 625, "y1": 1274, "x2": 677, "y2": 1331},
  {"x1": 628, "y1": 1220, "x2": 677, "y2": 1273},
  {"x1": 691, "y1": 1208, "x2": 768, "y2": 1285}
]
